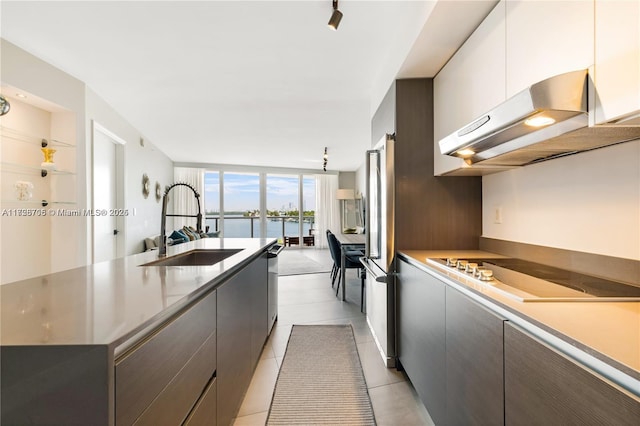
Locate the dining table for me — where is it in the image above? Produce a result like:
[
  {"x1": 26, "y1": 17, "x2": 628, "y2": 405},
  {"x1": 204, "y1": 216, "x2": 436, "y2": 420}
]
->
[{"x1": 334, "y1": 232, "x2": 366, "y2": 302}]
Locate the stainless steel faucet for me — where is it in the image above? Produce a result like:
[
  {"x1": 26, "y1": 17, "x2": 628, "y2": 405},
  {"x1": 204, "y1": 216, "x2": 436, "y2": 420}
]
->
[{"x1": 159, "y1": 182, "x2": 203, "y2": 257}]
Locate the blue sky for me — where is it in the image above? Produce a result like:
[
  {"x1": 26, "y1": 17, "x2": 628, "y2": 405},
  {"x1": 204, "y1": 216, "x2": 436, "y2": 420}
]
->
[{"x1": 204, "y1": 172, "x2": 315, "y2": 212}]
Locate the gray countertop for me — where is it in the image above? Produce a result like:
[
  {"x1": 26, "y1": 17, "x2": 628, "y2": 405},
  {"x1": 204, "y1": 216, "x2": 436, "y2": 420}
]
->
[{"x1": 1, "y1": 238, "x2": 276, "y2": 349}]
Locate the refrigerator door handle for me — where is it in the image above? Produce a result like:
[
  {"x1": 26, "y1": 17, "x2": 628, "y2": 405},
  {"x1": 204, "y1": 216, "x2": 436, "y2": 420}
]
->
[
  {"x1": 359, "y1": 257, "x2": 389, "y2": 283},
  {"x1": 365, "y1": 148, "x2": 382, "y2": 260}
]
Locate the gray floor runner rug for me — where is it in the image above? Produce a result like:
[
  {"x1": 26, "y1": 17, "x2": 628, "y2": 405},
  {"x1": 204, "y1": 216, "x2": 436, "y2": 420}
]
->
[{"x1": 266, "y1": 325, "x2": 376, "y2": 425}]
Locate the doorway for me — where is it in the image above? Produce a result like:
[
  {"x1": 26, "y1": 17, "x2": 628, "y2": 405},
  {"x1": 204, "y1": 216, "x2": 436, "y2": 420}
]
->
[{"x1": 92, "y1": 121, "x2": 126, "y2": 263}]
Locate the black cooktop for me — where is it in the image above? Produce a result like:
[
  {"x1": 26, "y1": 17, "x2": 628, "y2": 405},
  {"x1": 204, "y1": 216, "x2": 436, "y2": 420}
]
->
[{"x1": 471, "y1": 258, "x2": 640, "y2": 298}]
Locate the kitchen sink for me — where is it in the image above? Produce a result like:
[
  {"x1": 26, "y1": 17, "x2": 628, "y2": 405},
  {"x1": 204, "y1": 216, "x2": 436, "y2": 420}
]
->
[{"x1": 140, "y1": 249, "x2": 243, "y2": 267}]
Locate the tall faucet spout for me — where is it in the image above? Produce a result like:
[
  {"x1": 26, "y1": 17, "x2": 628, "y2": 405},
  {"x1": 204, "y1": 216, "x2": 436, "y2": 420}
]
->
[{"x1": 158, "y1": 182, "x2": 203, "y2": 258}]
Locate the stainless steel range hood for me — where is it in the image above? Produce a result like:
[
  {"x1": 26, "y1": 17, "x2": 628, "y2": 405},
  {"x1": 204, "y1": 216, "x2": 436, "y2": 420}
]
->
[{"x1": 438, "y1": 69, "x2": 640, "y2": 166}]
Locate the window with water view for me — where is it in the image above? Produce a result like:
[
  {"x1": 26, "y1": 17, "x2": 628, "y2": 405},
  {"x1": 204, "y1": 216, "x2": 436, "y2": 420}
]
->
[{"x1": 204, "y1": 171, "x2": 316, "y2": 241}]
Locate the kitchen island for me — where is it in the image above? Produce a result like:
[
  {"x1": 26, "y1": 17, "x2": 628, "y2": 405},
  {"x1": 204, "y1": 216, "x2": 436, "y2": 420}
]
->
[
  {"x1": 397, "y1": 250, "x2": 640, "y2": 425},
  {"x1": 1, "y1": 237, "x2": 276, "y2": 426}
]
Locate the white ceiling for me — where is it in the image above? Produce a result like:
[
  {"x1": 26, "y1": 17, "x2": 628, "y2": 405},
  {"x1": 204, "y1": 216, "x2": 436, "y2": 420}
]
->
[{"x1": 1, "y1": 0, "x2": 496, "y2": 171}]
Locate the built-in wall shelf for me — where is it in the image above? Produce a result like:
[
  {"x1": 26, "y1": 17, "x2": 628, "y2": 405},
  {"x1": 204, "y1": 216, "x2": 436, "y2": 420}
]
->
[
  {"x1": 1, "y1": 199, "x2": 76, "y2": 207},
  {"x1": 0, "y1": 89, "x2": 80, "y2": 284},
  {"x1": 0, "y1": 162, "x2": 76, "y2": 176},
  {"x1": 0, "y1": 126, "x2": 75, "y2": 148}
]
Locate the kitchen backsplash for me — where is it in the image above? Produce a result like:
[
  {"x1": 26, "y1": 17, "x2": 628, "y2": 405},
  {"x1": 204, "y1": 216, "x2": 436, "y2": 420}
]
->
[
  {"x1": 482, "y1": 139, "x2": 639, "y2": 261},
  {"x1": 479, "y1": 237, "x2": 639, "y2": 286}
]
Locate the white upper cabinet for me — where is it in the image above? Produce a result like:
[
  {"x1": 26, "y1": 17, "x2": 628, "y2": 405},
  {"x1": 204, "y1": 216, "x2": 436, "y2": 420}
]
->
[
  {"x1": 505, "y1": 0, "x2": 594, "y2": 97},
  {"x1": 593, "y1": 0, "x2": 640, "y2": 124},
  {"x1": 434, "y1": 1, "x2": 506, "y2": 176},
  {"x1": 434, "y1": 0, "x2": 599, "y2": 176}
]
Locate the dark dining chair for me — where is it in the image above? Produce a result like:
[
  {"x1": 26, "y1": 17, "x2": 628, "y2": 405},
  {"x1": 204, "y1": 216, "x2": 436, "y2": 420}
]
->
[
  {"x1": 327, "y1": 230, "x2": 366, "y2": 312},
  {"x1": 326, "y1": 230, "x2": 339, "y2": 285}
]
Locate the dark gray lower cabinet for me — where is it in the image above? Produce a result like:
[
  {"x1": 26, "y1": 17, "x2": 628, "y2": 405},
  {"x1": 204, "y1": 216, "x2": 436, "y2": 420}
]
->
[
  {"x1": 251, "y1": 253, "x2": 269, "y2": 365},
  {"x1": 0, "y1": 252, "x2": 269, "y2": 426},
  {"x1": 396, "y1": 259, "x2": 640, "y2": 426},
  {"x1": 504, "y1": 322, "x2": 640, "y2": 425},
  {"x1": 217, "y1": 253, "x2": 268, "y2": 426},
  {"x1": 397, "y1": 258, "x2": 446, "y2": 425},
  {"x1": 116, "y1": 289, "x2": 217, "y2": 426},
  {"x1": 1, "y1": 345, "x2": 111, "y2": 425},
  {"x1": 184, "y1": 377, "x2": 217, "y2": 426},
  {"x1": 397, "y1": 260, "x2": 505, "y2": 425},
  {"x1": 446, "y1": 287, "x2": 505, "y2": 426}
]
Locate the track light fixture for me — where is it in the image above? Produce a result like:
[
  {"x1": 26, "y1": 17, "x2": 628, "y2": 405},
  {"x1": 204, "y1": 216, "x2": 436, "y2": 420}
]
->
[
  {"x1": 328, "y1": 0, "x2": 343, "y2": 31},
  {"x1": 323, "y1": 147, "x2": 328, "y2": 172}
]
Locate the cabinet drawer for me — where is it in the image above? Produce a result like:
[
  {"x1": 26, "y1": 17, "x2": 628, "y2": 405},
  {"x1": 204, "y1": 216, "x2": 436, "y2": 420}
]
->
[
  {"x1": 116, "y1": 290, "x2": 217, "y2": 425},
  {"x1": 446, "y1": 287, "x2": 505, "y2": 425},
  {"x1": 505, "y1": 323, "x2": 640, "y2": 425},
  {"x1": 397, "y1": 259, "x2": 446, "y2": 425},
  {"x1": 134, "y1": 330, "x2": 216, "y2": 426},
  {"x1": 183, "y1": 377, "x2": 217, "y2": 426}
]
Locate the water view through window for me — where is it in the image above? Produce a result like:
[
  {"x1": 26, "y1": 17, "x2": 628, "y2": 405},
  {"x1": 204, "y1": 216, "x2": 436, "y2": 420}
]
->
[
  {"x1": 223, "y1": 172, "x2": 260, "y2": 237},
  {"x1": 204, "y1": 171, "x2": 315, "y2": 239}
]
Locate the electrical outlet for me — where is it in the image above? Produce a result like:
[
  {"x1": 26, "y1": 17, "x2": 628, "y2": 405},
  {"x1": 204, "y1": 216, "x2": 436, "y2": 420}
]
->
[{"x1": 494, "y1": 206, "x2": 503, "y2": 224}]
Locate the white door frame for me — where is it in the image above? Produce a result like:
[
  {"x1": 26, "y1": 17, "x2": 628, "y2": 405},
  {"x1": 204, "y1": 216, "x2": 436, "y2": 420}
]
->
[{"x1": 92, "y1": 120, "x2": 126, "y2": 262}]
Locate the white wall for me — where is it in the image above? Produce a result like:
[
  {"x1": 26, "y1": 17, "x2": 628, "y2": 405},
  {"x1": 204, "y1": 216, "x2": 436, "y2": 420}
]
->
[
  {"x1": 482, "y1": 140, "x2": 640, "y2": 260},
  {"x1": 85, "y1": 88, "x2": 173, "y2": 256},
  {"x1": 355, "y1": 165, "x2": 366, "y2": 201},
  {"x1": 1, "y1": 39, "x2": 174, "y2": 284},
  {"x1": 0, "y1": 98, "x2": 54, "y2": 282},
  {"x1": 1, "y1": 39, "x2": 86, "y2": 283},
  {"x1": 338, "y1": 171, "x2": 356, "y2": 192}
]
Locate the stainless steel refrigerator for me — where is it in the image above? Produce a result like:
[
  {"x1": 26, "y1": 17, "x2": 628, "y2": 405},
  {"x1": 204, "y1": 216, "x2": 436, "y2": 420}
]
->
[{"x1": 360, "y1": 133, "x2": 396, "y2": 367}]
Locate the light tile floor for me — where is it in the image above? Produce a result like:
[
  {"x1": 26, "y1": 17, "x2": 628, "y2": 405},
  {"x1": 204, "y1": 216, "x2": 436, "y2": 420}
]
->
[{"x1": 232, "y1": 248, "x2": 434, "y2": 426}]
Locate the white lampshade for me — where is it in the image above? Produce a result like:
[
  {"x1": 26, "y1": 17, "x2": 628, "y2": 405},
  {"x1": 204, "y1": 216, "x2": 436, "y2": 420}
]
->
[{"x1": 336, "y1": 189, "x2": 355, "y2": 200}]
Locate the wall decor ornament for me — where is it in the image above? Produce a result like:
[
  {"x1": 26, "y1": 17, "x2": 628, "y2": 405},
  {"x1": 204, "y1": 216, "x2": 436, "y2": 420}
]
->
[
  {"x1": 142, "y1": 174, "x2": 150, "y2": 198},
  {"x1": 0, "y1": 94, "x2": 10, "y2": 116},
  {"x1": 155, "y1": 181, "x2": 162, "y2": 202},
  {"x1": 40, "y1": 147, "x2": 57, "y2": 171},
  {"x1": 14, "y1": 181, "x2": 34, "y2": 201}
]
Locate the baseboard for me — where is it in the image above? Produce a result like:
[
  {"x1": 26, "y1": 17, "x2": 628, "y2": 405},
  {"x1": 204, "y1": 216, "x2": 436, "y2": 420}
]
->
[{"x1": 366, "y1": 316, "x2": 396, "y2": 368}]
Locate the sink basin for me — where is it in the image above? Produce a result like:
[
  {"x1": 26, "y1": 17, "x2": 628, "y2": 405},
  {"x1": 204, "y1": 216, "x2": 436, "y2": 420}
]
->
[{"x1": 140, "y1": 249, "x2": 243, "y2": 267}]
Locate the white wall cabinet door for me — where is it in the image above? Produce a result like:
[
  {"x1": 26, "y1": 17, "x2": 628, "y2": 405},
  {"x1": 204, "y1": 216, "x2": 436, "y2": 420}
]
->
[
  {"x1": 434, "y1": 1, "x2": 506, "y2": 176},
  {"x1": 593, "y1": 0, "x2": 640, "y2": 124},
  {"x1": 505, "y1": 0, "x2": 594, "y2": 97}
]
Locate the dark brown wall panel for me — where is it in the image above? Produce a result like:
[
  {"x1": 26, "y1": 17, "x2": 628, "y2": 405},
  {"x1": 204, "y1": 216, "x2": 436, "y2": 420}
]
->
[{"x1": 393, "y1": 78, "x2": 482, "y2": 250}]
